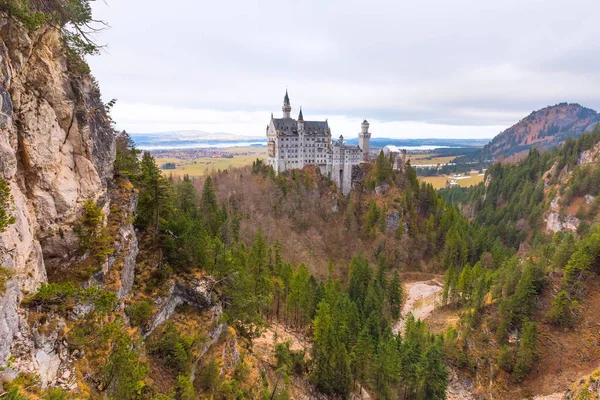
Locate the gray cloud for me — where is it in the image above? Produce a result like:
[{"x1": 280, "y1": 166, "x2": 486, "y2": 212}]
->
[{"x1": 88, "y1": 0, "x2": 600, "y2": 137}]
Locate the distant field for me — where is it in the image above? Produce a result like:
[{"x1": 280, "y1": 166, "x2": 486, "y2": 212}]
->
[
  {"x1": 421, "y1": 171, "x2": 485, "y2": 189},
  {"x1": 156, "y1": 147, "x2": 266, "y2": 177},
  {"x1": 407, "y1": 154, "x2": 455, "y2": 165}
]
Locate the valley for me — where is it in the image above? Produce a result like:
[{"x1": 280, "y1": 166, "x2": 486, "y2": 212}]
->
[{"x1": 2, "y1": 1, "x2": 600, "y2": 400}]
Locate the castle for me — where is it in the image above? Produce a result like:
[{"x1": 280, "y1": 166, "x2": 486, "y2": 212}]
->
[{"x1": 266, "y1": 90, "x2": 372, "y2": 194}]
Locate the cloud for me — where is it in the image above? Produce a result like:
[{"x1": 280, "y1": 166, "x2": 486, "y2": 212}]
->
[
  {"x1": 112, "y1": 102, "x2": 504, "y2": 139},
  {"x1": 88, "y1": 0, "x2": 600, "y2": 138}
]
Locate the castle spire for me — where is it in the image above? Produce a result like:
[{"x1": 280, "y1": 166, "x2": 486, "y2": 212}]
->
[
  {"x1": 282, "y1": 89, "x2": 292, "y2": 118},
  {"x1": 298, "y1": 107, "x2": 304, "y2": 122}
]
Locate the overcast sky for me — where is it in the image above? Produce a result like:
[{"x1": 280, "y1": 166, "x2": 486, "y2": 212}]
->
[{"x1": 87, "y1": 0, "x2": 600, "y2": 139}]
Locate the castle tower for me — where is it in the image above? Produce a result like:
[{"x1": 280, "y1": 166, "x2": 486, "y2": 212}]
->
[
  {"x1": 298, "y1": 107, "x2": 304, "y2": 131},
  {"x1": 359, "y1": 119, "x2": 371, "y2": 162},
  {"x1": 282, "y1": 89, "x2": 291, "y2": 118}
]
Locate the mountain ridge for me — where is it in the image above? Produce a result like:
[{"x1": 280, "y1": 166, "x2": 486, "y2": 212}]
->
[{"x1": 460, "y1": 103, "x2": 600, "y2": 163}]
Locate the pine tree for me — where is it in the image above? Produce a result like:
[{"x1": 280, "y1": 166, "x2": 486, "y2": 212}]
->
[
  {"x1": 547, "y1": 290, "x2": 576, "y2": 329},
  {"x1": 176, "y1": 175, "x2": 199, "y2": 217},
  {"x1": 365, "y1": 201, "x2": 380, "y2": 231},
  {"x1": 513, "y1": 319, "x2": 537, "y2": 382},
  {"x1": 114, "y1": 130, "x2": 140, "y2": 180},
  {"x1": 311, "y1": 300, "x2": 351, "y2": 396},
  {"x1": 350, "y1": 327, "x2": 373, "y2": 388},
  {"x1": 416, "y1": 341, "x2": 448, "y2": 400},
  {"x1": 400, "y1": 314, "x2": 423, "y2": 397},
  {"x1": 137, "y1": 152, "x2": 171, "y2": 232},
  {"x1": 388, "y1": 270, "x2": 403, "y2": 320},
  {"x1": 249, "y1": 230, "x2": 273, "y2": 316},
  {"x1": 201, "y1": 176, "x2": 221, "y2": 236},
  {"x1": 348, "y1": 256, "x2": 372, "y2": 309},
  {"x1": 457, "y1": 264, "x2": 472, "y2": 304},
  {"x1": 373, "y1": 337, "x2": 400, "y2": 399}
]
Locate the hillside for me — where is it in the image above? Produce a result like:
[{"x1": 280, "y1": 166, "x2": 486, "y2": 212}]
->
[
  {"x1": 460, "y1": 103, "x2": 600, "y2": 163},
  {"x1": 440, "y1": 127, "x2": 600, "y2": 398}
]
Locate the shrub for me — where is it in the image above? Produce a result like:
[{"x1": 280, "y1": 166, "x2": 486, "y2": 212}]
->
[
  {"x1": 0, "y1": 266, "x2": 14, "y2": 295},
  {"x1": 101, "y1": 332, "x2": 148, "y2": 398},
  {"x1": 0, "y1": 0, "x2": 45, "y2": 30},
  {"x1": 197, "y1": 359, "x2": 220, "y2": 393},
  {"x1": 76, "y1": 200, "x2": 114, "y2": 263},
  {"x1": 497, "y1": 345, "x2": 515, "y2": 373},
  {"x1": 547, "y1": 290, "x2": 578, "y2": 329},
  {"x1": 42, "y1": 388, "x2": 69, "y2": 400},
  {"x1": 176, "y1": 374, "x2": 195, "y2": 400},
  {"x1": 126, "y1": 300, "x2": 154, "y2": 327},
  {"x1": 24, "y1": 282, "x2": 117, "y2": 314},
  {"x1": 148, "y1": 323, "x2": 192, "y2": 373},
  {"x1": 275, "y1": 341, "x2": 306, "y2": 375},
  {"x1": 3, "y1": 388, "x2": 28, "y2": 400},
  {"x1": 0, "y1": 178, "x2": 15, "y2": 233}
]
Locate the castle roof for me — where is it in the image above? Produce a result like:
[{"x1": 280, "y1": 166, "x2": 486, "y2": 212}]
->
[
  {"x1": 298, "y1": 108, "x2": 304, "y2": 121},
  {"x1": 272, "y1": 118, "x2": 329, "y2": 136},
  {"x1": 384, "y1": 145, "x2": 401, "y2": 153},
  {"x1": 283, "y1": 90, "x2": 290, "y2": 106}
]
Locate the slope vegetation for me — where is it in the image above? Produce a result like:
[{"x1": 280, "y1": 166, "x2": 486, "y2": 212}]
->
[{"x1": 460, "y1": 103, "x2": 600, "y2": 163}]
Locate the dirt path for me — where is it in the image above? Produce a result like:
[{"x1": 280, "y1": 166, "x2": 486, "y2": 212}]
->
[{"x1": 392, "y1": 278, "x2": 443, "y2": 334}]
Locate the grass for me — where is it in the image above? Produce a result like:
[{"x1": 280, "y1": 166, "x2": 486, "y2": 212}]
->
[
  {"x1": 156, "y1": 150, "x2": 266, "y2": 177},
  {"x1": 421, "y1": 171, "x2": 485, "y2": 189}
]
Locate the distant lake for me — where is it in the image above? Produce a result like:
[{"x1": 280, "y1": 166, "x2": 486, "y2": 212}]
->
[
  {"x1": 136, "y1": 142, "x2": 459, "y2": 151},
  {"x1": 136, "y1": 141, "x2": 267, "y2": 150},
  {"x1": 377, "y1": 145, "x2": 454, "y2": 151}
]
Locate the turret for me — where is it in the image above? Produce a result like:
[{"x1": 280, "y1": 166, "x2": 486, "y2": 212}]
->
[
  {"x1": 282, "y1": 89, "x2": 291, "y2": 118},
  {"x1": 359, "y1": 119, "x2": 371, "y2": 162},
  {"x1": 298, "y1": 107, "x2": 304, "y2": 131}
]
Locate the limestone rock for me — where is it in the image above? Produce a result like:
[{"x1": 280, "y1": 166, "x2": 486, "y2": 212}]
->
[
  {"x1": 144, "y1": 276, "x2": 217, "y2": 337},
  {"x1": 545, "y1": 212, "x2": 580, "y2": 234},
  {"x1": 386, "y1": 211, "x2": 400, "y2": 231},
  {"x1": 375, "y1": 182, "x2": 390, "y2": 196},
  {"x1": 0, "y1": 12, "x2": 116, "y2": 384}
]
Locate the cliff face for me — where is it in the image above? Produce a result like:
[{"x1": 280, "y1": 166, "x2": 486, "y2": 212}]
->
[{"x1": 0, "y1": 12, "x2": 115, "y2": 384}]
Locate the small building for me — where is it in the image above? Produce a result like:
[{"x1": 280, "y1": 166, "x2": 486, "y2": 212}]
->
[{"x1": 383, "y1": 145, "x2": 407, "y2": 170}]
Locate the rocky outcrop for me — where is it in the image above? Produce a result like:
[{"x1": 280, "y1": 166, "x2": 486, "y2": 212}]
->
[
  {"x1": 144, "y1": 276, "x2": 218, "y2": 337},
  {"x1": 375, "y1": 182, "x2": 390, "y2": 196},
  {"x1": 386, "y1": 211, "x2": 400, "y2": 231},
  {"x1": 0, "y1": 12, "x2": 116, "y2": 381},
  {"x1": 544, "y1": 195, "x2": 579, "y2": 233},
  {"x1": 545, "y1": 212, "x2": 580, "y2": 234},
  {"x1": 8, "y1": 311, "x2": 76, "y2": 390},
  {"x1": 97, "y1": 179, "x2": 138, "y2": 299}
]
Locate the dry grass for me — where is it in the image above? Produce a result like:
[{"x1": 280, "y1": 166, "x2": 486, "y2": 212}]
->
[
  {"x1": 421, "y1": 171, "x2": 485, "y2": 189},
  {"x1": 407, "y1": 154, "x2": 456, "y2": 165}
]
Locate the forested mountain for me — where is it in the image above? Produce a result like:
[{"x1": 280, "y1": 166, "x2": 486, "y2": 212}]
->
[
  {"x1": 441, "y1": 127, "x2": 600, "y2": 397},
  {"x1": 458, "y1": 103, "x2": 600, "y2": 163}
]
